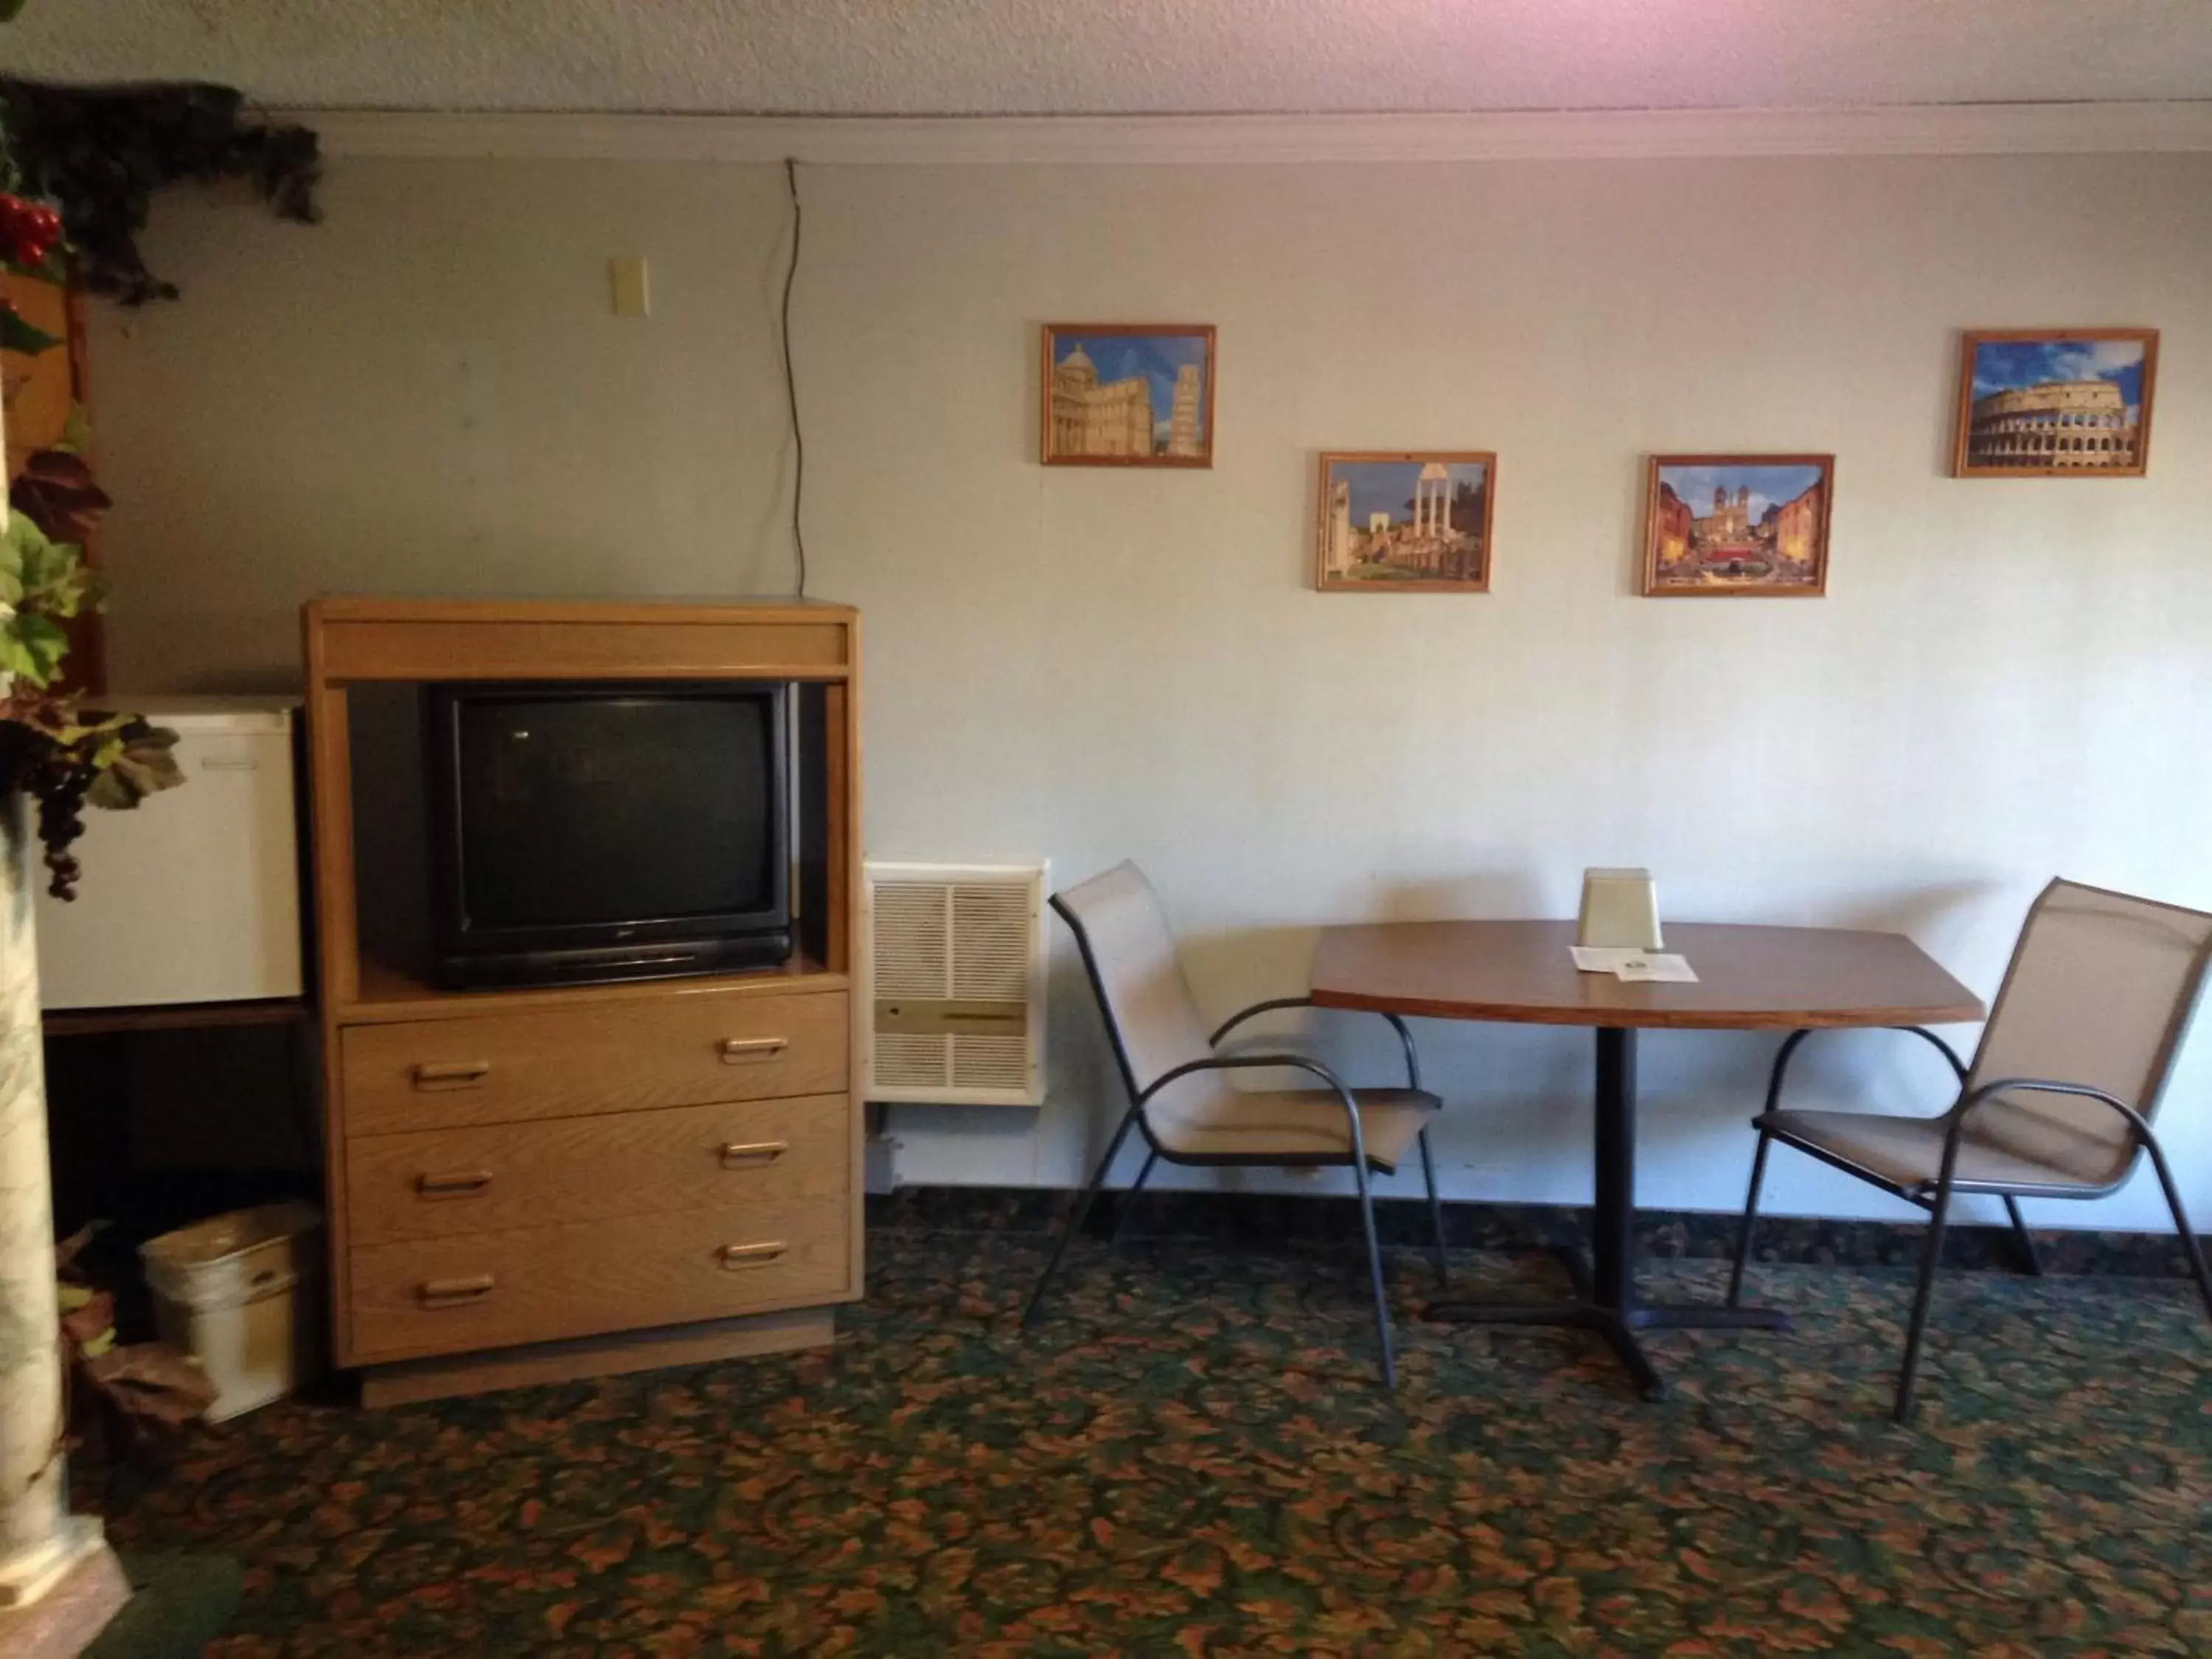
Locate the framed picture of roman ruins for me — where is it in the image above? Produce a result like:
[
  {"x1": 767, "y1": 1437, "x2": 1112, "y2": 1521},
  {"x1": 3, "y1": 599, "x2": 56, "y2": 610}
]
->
[
  {"x1": 1314, "y1": 451, "x2": 1496, "y2": 593},
  {"x1": 1040, "y1": 323, "x2": 1215, "y2": 467},
  {"x1": 1951, "y1": 327, "x2": 2157, "y2": 478},
  {"x1": 1641, "y1": 454, "x2": 1833, "y2": 597}
]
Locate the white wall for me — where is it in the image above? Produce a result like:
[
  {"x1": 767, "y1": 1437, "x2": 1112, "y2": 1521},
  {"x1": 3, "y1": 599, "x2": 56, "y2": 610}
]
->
[{"x1": 88, "y1": 147, "x2": 2212, "y2": 1229}]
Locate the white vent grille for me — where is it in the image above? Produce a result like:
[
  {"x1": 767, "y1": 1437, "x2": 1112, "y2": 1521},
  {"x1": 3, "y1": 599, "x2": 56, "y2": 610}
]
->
[
  {"x1": 864, "y1": 861, "x2": 1046, "y2": 1106},
  {"x1": 951, "y1": 1034, "x2": 1031, "y2": 1092},
  {"x1": 952, "y1": 885, "x2": 1032, "y2": 1000},
  {"x1": 872, "y1": 1033, "x2": 950, "y2": 1091},
  {"x1": 873, "y1": 883, "x2": 954, "y2": 998}
]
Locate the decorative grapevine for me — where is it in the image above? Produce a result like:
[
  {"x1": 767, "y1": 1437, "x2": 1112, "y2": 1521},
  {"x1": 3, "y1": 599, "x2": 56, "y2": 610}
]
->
[
  {"x1": 0, "y1": 79, "x2": 307, "y2": 890},
  {"x1": 0, "y1": 78, "x2": 321, "y2": 305},
  {"x1": 0, "y1": 75, "x2": 321, "y2": 891}
]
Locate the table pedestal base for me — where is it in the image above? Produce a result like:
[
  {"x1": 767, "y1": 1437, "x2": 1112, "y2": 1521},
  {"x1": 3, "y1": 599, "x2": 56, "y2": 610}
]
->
[
  {"x1": 1424, "y1": 1299, "x2": 1790, "y2": 1402},
  {"x1": 1420, "y1": 1029, "x2": 1790, "y2": 1401}
]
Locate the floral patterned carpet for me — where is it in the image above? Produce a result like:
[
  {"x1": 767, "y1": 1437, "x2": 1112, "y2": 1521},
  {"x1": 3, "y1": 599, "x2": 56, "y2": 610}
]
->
[{"x1": 100, "y1": 1229, "x2": 2211, "y2": 1657}]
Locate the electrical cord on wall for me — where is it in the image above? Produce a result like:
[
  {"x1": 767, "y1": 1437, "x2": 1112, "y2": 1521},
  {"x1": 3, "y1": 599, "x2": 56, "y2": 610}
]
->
[{"x1": 781, "y1": 156, "x2": 808, "y2": 599}]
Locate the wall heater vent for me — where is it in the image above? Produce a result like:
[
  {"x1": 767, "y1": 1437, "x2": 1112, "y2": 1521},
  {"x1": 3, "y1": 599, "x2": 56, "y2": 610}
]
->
[{"x1": 863, "y1": 860, "x2": 1046, "y2": 1106}]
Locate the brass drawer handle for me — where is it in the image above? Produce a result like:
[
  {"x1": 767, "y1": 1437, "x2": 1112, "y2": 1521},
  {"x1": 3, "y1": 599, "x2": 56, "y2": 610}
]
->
[
  {"x1": 415, "y1": 1169, "x2": 493, "y2": 1199},
  {"x1": 720, "y1": 1139, "x2": 790, "y2": 1167},
  {"x1": 417, "y1": 1274, "x2": 495, "y2": 1307},
  {"x1": 412, "y1": 1060, "x2": 491, "y2": 1091},
  {"x1": 717, "y1": 1241, "x2": 787, "y2": 1269},
  {"x1": 719, "y1": 1036, "x2": 789, "y2": 1063}
]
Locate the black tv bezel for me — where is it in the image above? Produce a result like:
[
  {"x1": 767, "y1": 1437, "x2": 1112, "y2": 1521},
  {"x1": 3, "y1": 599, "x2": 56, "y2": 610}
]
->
[{"x1": 425, "y1": 678, "x2": 792, "y2": 966}]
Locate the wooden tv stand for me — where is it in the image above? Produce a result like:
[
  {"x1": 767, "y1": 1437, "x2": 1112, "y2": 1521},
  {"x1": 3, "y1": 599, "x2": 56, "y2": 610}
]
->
[{"x1": 302, "y1": 597, "x2": 863, "y2": 1405}]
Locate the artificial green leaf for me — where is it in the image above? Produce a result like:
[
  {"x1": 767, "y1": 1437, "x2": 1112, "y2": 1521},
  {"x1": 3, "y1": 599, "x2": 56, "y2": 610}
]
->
[
  {"x1": 0, "y1": 304, "x2": 61, "y2": 356},
  {"x1": 0, "y1": 611, "x2": 69, "y2": 686},
  {"x1": 57, "y1": 712, "x2": 132, "y2": 744},
  {"x1": 86, "y1": 723, "x2": 185, "y2": 810},
  {"x1": 0, "y1": 512, "x2": 95, "y2": 622},
  {"x1": 0, "y1": 512, "x2": 50, "y2": 605},
  {"x1": 36, "y1": 559, "x2": 100, "y2": 620},
  {"x1": 15, "y1": 523, "x2": 70, "y2": 594},
  {"x1": 59, "y1": 403, "x2": 92, "y2": 455}
]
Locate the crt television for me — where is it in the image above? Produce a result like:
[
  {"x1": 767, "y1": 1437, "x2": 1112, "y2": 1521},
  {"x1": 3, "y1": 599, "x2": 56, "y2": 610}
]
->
[{"x1": 425, "y1": 681, "x2": 791, "y2": 989}]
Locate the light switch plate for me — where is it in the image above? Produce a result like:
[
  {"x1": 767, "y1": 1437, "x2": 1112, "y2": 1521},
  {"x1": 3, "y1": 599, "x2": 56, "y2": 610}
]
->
[{"x1": 608, "y1": 256, "x2": 650, "y2": 318}]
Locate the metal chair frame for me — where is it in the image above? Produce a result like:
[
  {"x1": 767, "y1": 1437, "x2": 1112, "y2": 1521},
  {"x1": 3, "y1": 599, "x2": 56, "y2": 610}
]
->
[
  {"x1": 1729, "y1": 884, "x2": 2212, "y2": 1423},
  {"x1": 1022, "y1": 900, "x2": 1448, "y2": 1388}
]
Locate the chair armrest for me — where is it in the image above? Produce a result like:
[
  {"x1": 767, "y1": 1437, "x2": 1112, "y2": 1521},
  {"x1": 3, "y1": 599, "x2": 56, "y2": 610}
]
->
[
  {"x1": 1209, "y1": 995, "x2": 1423, "y2": 1090},
  {"x1": 1953, "y1": 1076, "x2": 2146, "y2": 1132},
  {"x1": 1921, "y1": 1077, "x2": 2152, "y2": 1195},
  {"x1": 1759, "y1": 1025, "x2": 1969, "y2": 1119},
  {"x1": 1138, "y1": 1051, "x2": 1372, "y2": 1167}
]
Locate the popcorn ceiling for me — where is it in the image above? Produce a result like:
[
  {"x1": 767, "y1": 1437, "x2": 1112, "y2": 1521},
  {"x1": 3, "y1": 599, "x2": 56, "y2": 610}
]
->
[{"x1": 0, "y1": 0, "x2": 2203, "y2": 116}]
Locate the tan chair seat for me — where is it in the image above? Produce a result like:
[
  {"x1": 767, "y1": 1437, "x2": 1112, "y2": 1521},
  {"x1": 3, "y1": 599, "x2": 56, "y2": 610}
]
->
[
  {"x1": 1762, "y1": 1107, "x2": 2114, "y2": 1196},
  {"x1": 1151, "y1": 1086, "x2": 1441, "y2": 1169},
  {"x1": 1736, "y1": 879, "x2": 2212, "y2": 1422},
  {"x1": 1036, "y1": 860, "x2": 1455, "y2": 1388}
]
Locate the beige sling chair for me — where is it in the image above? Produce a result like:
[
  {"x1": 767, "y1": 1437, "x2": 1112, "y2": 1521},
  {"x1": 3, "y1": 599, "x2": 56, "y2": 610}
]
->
[
  {"x1": 1728, "y1": 878, "x2": 2212, "y2": 1422},
  {"x1": 1021, "y1": 862, "x2": 1447, "y2": 1386}
]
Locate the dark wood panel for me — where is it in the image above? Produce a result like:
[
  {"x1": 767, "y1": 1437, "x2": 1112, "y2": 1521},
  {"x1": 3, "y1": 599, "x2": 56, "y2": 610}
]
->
[{"x1": 43, "y1": 998, "x2": 309, "y2": 1037}]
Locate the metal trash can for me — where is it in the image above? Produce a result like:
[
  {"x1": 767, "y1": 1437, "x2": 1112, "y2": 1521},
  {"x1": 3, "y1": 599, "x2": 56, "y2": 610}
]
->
[{"x1": 139, "y1": 1201, "x2": 325, "y2": 1422}]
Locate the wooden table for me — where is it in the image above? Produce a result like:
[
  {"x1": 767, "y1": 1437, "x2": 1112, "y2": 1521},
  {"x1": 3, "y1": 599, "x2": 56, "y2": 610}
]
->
[{"x1": 1310, "y1": 919, "x2": 1983, "y2": 1399}]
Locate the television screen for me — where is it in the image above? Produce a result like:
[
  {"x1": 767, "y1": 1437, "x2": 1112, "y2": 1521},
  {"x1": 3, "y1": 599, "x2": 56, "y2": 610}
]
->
[{"x1": 454, "y1": 693, "x2": 776, "y2": 931}]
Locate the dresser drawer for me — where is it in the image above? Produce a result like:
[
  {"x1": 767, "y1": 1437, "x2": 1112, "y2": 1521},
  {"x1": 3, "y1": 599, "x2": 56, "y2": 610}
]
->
[
  {"x1": 348, "y1": 1201, "x2": 852, "y2": 1362},
  {"x1": 340, "y1": 989, "x2": 849, "y2": 1135},
  {"x1": 345, "y1": 1093, "x2": 852, "y2": 1245}
]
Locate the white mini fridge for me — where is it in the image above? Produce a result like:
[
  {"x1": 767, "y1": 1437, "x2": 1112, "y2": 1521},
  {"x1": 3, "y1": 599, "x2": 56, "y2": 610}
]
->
[{"x1": 36, "y1": 695, "x2": 305, "y2": 1010}]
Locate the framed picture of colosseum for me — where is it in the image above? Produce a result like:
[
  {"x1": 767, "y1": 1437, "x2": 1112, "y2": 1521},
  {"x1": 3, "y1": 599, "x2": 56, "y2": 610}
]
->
[
  {"x1": 1314, "y1": 451, "x2": 1496, "y2": 593},
  {"x1": 1040, "y1": 323, "x2": 1215, "y2": 467},
  {"x1": 1951, "y1": 328, "x2": 2157, "y2": 479},
  {"x1": 1641, "y1": 454, "x2": 1833, "y2": 597}
]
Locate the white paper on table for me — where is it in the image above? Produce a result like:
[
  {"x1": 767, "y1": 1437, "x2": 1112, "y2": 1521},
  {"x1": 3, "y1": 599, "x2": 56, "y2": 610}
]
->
[
  {"x1": 1613, "y1": 953, "x2": 1698, "y2": 984},
  {"x1": 1569, "y1": 946, "x2": 1644, "y2": 973}
]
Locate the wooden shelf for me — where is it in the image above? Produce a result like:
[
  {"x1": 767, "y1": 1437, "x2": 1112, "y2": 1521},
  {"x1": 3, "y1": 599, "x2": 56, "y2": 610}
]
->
[
  {"x1": 310, "y1": 596, "x2": 858, "y2": 624},
  {"x1": 306, "y1": 595, "x2": 858, "y2": 686},
  {"x1": 340, "y1": 956, "x2": 849, "y2": 1026},
  {"x1": 44, "y1": 998, "x2": 311, "y2": 1037},
  {"x1": 305, "y1": 595, "x2": 864, "y2": 1385}
]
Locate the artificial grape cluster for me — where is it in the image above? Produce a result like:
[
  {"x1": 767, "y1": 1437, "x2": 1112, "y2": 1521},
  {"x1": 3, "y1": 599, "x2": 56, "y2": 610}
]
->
[
  {"x1": 0, "y1": 192, "x2": 63, "y2": 270},
  {"x1": 35, "y1": 763, "x2": 89, "y2": 900},
  {"x1": 0, "y1": 721, "x2": 95, "y2": 900}
]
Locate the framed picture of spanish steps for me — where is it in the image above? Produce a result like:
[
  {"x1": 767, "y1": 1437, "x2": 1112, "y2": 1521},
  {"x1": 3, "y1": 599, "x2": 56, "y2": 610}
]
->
[
  {"x1": 1641, "y1": 454, "x2": 1833, "y2": 597},
  {"x1": 1952, "y1": 327, "x2": 2158, "y2": 479},
  {"x1": 1040, "y1": 323, "x2": 1215, "y2": 467}
]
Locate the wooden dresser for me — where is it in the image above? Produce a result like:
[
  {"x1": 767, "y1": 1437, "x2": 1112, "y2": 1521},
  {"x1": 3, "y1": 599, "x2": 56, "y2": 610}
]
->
[{"x1": 302, "y1": 597, "x2": 863, "y2": 1405}]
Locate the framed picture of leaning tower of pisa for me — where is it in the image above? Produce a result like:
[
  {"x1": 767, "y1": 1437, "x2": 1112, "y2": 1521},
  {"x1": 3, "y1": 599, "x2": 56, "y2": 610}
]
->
[
  {"x1": 1952, "y1": 328, "x2": 2158, "y2": 478},
  {"x1": 1041, "y1": 324, "x2": 1215, "y2": 467}
]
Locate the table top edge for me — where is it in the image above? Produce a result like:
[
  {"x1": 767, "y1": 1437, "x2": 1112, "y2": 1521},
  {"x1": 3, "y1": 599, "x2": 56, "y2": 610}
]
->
[{"x1": 1310, "y1": 986, "x2": 1988, "y2": 1030}]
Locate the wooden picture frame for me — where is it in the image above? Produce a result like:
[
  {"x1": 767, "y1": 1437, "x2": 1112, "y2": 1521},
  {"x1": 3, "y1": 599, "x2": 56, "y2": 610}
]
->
[
  {"x1": 1950, "y1": 327, "x2": 2157, "y2": 479},
  {"x1": 1313, "y1": 450, "x2": 1496, "y2": 594},
  {"x1": 1040, "y1": 323, "x2": 1215, "y2": 467},
  {"x1": 1641, "y1": 453, "x2": 1833, "y2": 599}
]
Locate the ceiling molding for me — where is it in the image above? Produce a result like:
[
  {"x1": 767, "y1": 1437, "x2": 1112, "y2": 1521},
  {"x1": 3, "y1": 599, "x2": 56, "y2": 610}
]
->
[{"x1": 298, "y1": 102, "x2": 2212, "y2": 165}]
